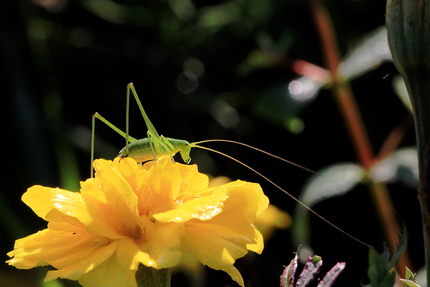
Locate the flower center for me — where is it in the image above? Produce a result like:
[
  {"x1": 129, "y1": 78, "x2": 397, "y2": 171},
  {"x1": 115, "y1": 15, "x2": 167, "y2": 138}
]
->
[{"x1": 121, "y1": 221, "x2": 142, "y2": 240}]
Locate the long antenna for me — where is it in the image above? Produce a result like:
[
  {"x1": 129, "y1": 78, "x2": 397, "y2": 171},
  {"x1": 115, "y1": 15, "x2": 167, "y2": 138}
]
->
[
  {"x1": 191, "y1": 142, "x2": 373, "y2": 248},
  {"x1": 193, "y1": 139, "x2": 316, "y2": 174}
]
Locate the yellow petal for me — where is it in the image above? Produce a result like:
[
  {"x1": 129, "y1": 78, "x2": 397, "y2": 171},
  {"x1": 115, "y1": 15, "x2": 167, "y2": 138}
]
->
[
  {"x1": 80, "y1": 178, "x2": 108, "y2": 204},
  {"x1": 77, "y1": 251, "x2": 136, "y2": 287},
  {"x1": 154, "y1": 187, "x2": 229, "y2": 223},
  {"x1": 22, "y1": 186, "x2": 80, "y2": 220},
  {"x1": 176, "y1": 163, "x2": 209, "y2": 191},
  {"x1": 138, "y1": 221, "x2": 183, "y2": 269},
  {"x1": 203, "y1": 181, "x2": 268, "y2": 245},
  {"x1": 116, "y1": 237, "x2": 153, "y2": 271},
  {"x1": 45, "y1": 241, "x2": 118, "y2": 281},
  {"x1": 93, "y1": 158, "x2": 140, "y2": 218},
  {"x1": 7, "y1": 230, "x2": 51, "y2": 269},
  {"x1": 181, "y1": 222, "x2": 248, "y2": 286},
  {"x1": 23, "y1": 184, "x2": 126, "y2": 239},
  {"x1": 89, "y1": 159, "x2": 143, "y2": 237},
  {"x1": 138, "y1": 157, "x2": 182, "y2": 214},
  {"x1": 246, "y1": 228, "x2": 264, "y2": 254},
  {"x1": 221, "y1": 180, "x2": 269, "y2": 222}
]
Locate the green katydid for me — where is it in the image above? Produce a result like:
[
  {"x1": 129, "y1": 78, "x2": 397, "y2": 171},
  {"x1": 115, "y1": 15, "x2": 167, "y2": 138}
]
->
[{"x1": 91, "y1": 82, "x2": 372, "y2": 248}]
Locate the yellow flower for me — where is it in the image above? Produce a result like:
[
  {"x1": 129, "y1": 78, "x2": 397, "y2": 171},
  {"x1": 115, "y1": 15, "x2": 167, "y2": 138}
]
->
[{"x1": 7, "y1": 157, "x2": 268, "y2": 287}]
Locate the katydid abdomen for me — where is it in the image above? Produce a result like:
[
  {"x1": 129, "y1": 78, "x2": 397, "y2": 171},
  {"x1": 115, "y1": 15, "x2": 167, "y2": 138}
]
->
[{"x1": 118, "y1": 137, "x2": 192, "y2": 163}]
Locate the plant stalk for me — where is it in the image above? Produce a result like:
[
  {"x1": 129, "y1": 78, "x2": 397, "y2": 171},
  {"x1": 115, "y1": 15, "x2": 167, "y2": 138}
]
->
[
  {"x1": 386, "y1": 0, "x2": 430, "y2": 281},
  {"x1": 402, "y1": 69, "x2": 430, "y2": 283},
  {"x1": 135, "y1": 265, "x2": 172, "y2": 287}
]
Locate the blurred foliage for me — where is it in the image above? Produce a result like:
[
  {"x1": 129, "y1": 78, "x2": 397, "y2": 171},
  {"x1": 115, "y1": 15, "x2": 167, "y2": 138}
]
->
[
  {"x1": 400, "y1": 267, "x2": 421, "y2": 287},
  {"x1": 363, "y1": 230, "x2": 407, "y2": 287},
  {"x1": 0, "y1": 0, "x2": 424, "y2": 286}
]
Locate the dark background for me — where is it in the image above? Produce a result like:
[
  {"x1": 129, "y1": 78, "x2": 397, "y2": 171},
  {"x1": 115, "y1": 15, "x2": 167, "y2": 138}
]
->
[{"x1": 0, "y1": 0, "x2": 423, "y2": 286}]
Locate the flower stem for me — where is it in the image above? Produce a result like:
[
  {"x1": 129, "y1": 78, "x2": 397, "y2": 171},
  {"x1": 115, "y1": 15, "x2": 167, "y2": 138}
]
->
[
  {"x1": 135, "y1": 265, "x2": 171, "y2": 287},
  {"x1": 401, "y1": 68, "x2": 430, "y2": 283},
  {"x1": 386, "y1": 0, "x2": 430, "y2": 282}
]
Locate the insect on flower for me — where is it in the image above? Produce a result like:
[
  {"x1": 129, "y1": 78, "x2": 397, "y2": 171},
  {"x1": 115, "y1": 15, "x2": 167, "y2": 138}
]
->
[{"x1": 92, "y1": 83, "x2": 371, "y2": 248}]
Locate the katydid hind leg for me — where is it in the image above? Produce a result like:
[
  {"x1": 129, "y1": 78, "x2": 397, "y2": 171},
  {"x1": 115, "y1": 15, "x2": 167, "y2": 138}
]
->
[
  {"x1": 126, "y1": 84, "x2": 130, "y2": 156},
  {"x1": 127, "y1": 82, "x2": 179, "y2": 159},
  {"x1": 93, "y1": 113, "x2": 137, "y2": 142},
  {"x1": 128, "y1": 83, "x2": 160, "y2": 139}
]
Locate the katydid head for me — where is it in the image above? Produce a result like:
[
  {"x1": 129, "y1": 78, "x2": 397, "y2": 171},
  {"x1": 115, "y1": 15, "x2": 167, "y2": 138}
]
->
[
  {"x1": 117, "y1": 145, "x2": 130, "y2": 160},
  {"x1": 179, "y1": 144, "x2": 192, "y2": 164}
]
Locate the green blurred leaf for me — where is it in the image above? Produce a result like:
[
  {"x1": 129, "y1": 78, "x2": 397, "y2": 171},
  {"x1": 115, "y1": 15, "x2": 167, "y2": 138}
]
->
[
  {"x1": 392, "y1": 75, "x2": 413, "y2": 113},
  {"x1": 300, "y1": 163, "x2": 365, "y2": 206},
  {"x1": 43, "y1": 280, "x2": 65, "y2": 287},
  {"x1": 363, "y1": 246, "x2": 396, "y2": 287},
  {"x1": 254, "y1": 26, "x2": 393, "y2": 132},
  {"x1": 292, "y1": 163, "x2": 365, "y2": 252},
  {"x1": 197, "y1": 2, "x2": 241, "y2": 30},
  {"x1": 363, "y1": 231, "x2": 408, "y2": 287},
  {"x1": 252, "y1": 82, "x2": 313, "y2": 133},
  {"x1": 399, "y1": 267, "x2": 421, "y2": 287},
  {"x1": 338, "y1": 26, "x2": 391, "y2": 80},
  {"x1": 399, "y1": 280, "x2": 421, "y2": 287},
  {"x1": 370, "y1": 147, "x2": 418, "y2": 188},
  {"x1": 389, "y1": 228, "x2": 408, "y2": 270},
  {"x1": 83, "y1": 0, "x2": 127, "y2": 24},
  {"x1": 405, "y1": 267, "x2": 416, "y2": 281}
]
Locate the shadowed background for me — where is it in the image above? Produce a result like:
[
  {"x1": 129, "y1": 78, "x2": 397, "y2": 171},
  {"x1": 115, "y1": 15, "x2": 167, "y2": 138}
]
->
[{"x1": 0, "y1": 0, "x2": 423, "y2": 286}]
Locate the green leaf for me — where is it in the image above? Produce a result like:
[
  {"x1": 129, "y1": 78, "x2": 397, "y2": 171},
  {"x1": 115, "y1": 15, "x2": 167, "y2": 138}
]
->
[
  {"x1": 392, "y1": 75, "x2": 413, "y2": 113},
  {"x1": 399, "y1": 279, "x2": 421, "y2": 287},
  {"x1": 363, "y1": 246, "x2": 396, "y2": 287},
  {"x1": 404, "y1": 267, "x2": 416, "y2": 281},
  {"x1": 338, "y1": 26, "x2": 391, "y2": 80},
  {"x1": 399, "y1": 266, "x2": 421, "y2": 287},
  {"x1": 42, "y1": 280, "x2": 65, "y2": 287},
  {"x1": 370, "y1": 148, "x2": 418, "y2": 188},
  {"x1": 389, "y1": 228, "x2": 408, "y2": 270},
  {"x1": 292, "y1": 163, "x2": 365, "y2": 252}
]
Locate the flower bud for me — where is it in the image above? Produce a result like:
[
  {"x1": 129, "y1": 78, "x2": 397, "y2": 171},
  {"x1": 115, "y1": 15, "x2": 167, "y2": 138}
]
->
[
  {"x1": 386, "y1": 0, "x2": 430, "y2": 75},
  {"x1": 385, "y1": 0, "x2": 430, "y2": 172}
]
